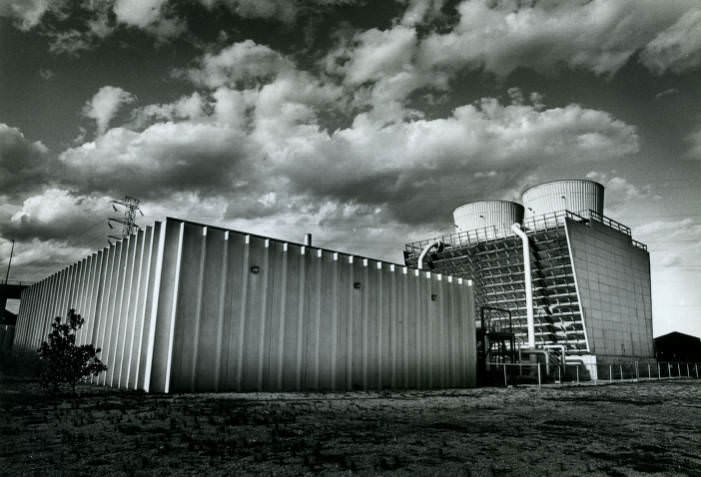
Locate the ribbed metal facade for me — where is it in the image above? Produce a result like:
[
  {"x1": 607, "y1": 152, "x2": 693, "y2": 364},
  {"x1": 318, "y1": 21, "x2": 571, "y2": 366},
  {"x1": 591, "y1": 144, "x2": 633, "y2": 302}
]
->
[
  {"x1": 405, "y1": 211, "x2": 653, "y2": 365},
  {"x1": 14, "y1": 218, "x2": 477, "y2": 393},
  {"x1": 522, "y1": 180, "x2": 604, "y2": 218},
  {"x1": 453, "y1": 201, "x2": 524, "y2": 234}
]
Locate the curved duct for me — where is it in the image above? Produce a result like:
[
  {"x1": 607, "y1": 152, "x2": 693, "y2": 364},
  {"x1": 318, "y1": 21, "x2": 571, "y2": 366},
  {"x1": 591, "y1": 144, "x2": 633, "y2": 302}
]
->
[{"x1": 418, "y1": 240, "x2": 444, "y2": 270}]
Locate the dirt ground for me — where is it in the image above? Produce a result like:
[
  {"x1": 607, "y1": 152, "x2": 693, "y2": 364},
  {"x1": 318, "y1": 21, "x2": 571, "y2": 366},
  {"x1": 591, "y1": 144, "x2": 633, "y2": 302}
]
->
[{"x1": 1, "y1": 376, "x2": 700, "y2": 476}]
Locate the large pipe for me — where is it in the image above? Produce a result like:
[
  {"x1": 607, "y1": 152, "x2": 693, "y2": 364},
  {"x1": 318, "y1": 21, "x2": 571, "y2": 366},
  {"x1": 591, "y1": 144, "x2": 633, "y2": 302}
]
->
[
  {"x1": 511, "y1": 223, "x2": 535, "y2": 348},
  {"x1": 543, "y1": 344, "x2": 566, "y2": 370},
  {"x1": 418, "y1": 240, "x2": 442, "y2": 270}
]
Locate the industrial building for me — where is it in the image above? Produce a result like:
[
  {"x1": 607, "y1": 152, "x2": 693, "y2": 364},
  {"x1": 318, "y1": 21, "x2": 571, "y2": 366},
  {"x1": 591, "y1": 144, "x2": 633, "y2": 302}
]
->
[
  {"x1": 655, "y1": 332, "x2": 701, "y2": 363},
  {"x1": 404, "y1": 179, "x2": 654, "y2": 378},
  {"x1": 12, "y1": 178, "x2": 655, "y2": 389},
  {"x1": 13, "y1": 218, "x2": 476, "y2": 393}
]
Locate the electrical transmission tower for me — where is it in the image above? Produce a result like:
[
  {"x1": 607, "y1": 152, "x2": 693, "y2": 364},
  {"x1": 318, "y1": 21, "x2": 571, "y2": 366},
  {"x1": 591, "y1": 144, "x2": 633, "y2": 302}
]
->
[{"x1": 108, "y1": 196, "x2": 143, "y2": 244}]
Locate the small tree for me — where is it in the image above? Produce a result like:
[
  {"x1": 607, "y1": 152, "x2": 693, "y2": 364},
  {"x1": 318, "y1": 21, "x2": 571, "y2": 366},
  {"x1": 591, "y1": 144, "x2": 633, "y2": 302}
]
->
[{"x1": 38, "y1": 309, "x2": 107, "y2": 394}]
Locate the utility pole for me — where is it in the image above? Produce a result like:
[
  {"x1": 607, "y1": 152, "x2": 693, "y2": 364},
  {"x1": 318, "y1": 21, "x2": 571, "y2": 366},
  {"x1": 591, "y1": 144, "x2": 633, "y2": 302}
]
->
[
  {"x1": 107, "y1": 196, "x2": 143, "y2": 243},
  {"x1": 4, "y1": 239, "x2": 14, "y2": 284}
]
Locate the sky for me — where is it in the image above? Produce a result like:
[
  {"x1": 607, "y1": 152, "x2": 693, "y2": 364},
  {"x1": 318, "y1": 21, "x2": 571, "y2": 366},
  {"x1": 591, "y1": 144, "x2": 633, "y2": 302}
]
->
[{"x1": 0, "y1": 0, "x2": 700, "y2": 338}]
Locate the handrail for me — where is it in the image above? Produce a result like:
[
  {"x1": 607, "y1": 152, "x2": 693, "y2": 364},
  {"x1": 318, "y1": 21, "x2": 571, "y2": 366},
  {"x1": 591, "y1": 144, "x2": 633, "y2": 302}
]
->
[
  {"x1": 588, "y1": 209, "x2": 631, "y2": 236},
  {"x1": 632, "y1": 239, "x2": 648, "y2": 251},
  {"x1": 405, "y1": 208, "x2": 645, "y2": 255}
]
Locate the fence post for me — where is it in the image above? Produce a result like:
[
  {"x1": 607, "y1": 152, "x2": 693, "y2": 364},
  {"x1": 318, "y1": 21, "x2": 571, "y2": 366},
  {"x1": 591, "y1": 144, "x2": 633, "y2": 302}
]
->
[
  {"x1": 576, "y1": 366, "x2": 579, "y2": 384},
  {"x1": 647, "y1": 363, "x2": 651, "y2": 380},
  {"x1": 696, "y1": 363, "x2": 699, "y2": 379},
  {"x1": 619, "y1": 364, "x2": 623, "y2": 381},
  {"x1": 658, "y1": 362, "x2": 661, "y2": 380},
  {"x1": 668, "y1": 363, "x2": 671, "y2": 379},
  {"x1": 609, "y1": 364, "x2": 613, "y2": 382},
  {"x1": 537, "y1": 363, "x2": 541, "y2": 390},
  {"x1": 557, "y1": 366, "x2": 561, "y2": 384},
  {"x1": 677, "y1": 362, "x2": 681, "y2": 378},
  {"x1": 686, "y1": 363, "x2": 690, "y2": 378},
  {"x1": 503, "y1": 363, "x2": 507, "y2": 387},
  {"x1": 635, "y1": 361, "x2": 639, "y2": 381}
]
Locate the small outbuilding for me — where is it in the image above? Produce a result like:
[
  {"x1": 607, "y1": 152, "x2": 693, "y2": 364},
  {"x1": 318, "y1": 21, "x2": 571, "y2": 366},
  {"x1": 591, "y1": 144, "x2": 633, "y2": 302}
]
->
[{"x1": 654, "y1": 332, "x2": 701, "y2": 363}]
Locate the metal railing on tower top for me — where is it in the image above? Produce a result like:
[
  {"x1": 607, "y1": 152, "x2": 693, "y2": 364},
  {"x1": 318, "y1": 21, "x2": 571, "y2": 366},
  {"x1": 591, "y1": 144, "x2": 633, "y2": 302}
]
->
[{"x1": 405, "y1": 209, "x2": 648, "y2": 256}]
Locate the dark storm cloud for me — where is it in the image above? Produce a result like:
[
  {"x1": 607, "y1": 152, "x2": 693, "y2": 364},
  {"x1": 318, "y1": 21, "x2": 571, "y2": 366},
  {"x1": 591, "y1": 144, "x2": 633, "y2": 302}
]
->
[
  {"x1": 0, "y1": 123, "x2": 55, "y2": 196},
  {"x1": 0, "y1": 189, "x2": 111, "y2": 245}
]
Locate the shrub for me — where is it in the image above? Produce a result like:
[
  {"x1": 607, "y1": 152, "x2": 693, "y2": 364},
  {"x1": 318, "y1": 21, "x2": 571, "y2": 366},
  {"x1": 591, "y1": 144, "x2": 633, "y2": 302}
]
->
[{"x1": 38, "y1": 309, "x2": 107, "y2": 394}]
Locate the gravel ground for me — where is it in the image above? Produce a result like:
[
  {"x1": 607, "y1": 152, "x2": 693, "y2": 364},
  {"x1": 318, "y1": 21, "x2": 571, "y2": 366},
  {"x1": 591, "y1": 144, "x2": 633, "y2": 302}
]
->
[{"x1": 1, "y1": 376, "x2": 700, "y2": 476}]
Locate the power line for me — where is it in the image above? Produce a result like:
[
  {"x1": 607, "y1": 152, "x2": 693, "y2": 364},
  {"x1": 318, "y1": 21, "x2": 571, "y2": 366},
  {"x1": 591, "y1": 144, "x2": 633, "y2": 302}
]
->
[
  {"x1": 4, "y1": 239, "x2": 14, "y2": 284},
  {"x1": 107, "y1": 196, "x2": 143, "y2": 244}
]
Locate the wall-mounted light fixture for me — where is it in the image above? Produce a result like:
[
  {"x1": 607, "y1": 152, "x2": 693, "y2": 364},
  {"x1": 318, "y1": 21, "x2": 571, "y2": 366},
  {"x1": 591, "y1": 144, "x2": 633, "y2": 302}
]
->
[
  {"x1": 353, "y1": 282, "x2": 362, "y2": 289},
  {"x1": 250, "y1": 265, "x2": 260, "y2": 274},
  {"x1": 431, "y1": 294, "x2": 438, "y2": 301}
]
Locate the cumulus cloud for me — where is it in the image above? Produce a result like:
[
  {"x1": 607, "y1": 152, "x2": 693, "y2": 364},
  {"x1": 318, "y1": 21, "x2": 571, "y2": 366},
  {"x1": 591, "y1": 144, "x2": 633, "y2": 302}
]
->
[
  {"x1": 186, "y1": 40, "x2": 294, "y2": 89},
  {"x1": 196, "y1": 0, "x2": 359, "y2": 24},
  {"x1": 83, "y1": 86, "x2": 136, "y2": 136},
  {"x1": 633, "y1": 217, "x2": 701, "y2": 271},
  {"x1": 635, "y1": 217, "x2": 701, "y2": 242},
  {"x1": 685, "y1": 127, "x2": 701, "y2": 159},
  {"x1": 1, "y1": 0, "x2": 182, "y2": 56},
  {"x1": 130, "y1": 92, "x2": 207, "y2": 128},
  {"x1": 59, "y1": 122, "x2": 254, "y2": 197},
  {"x1": 48, "y1": 29, "x2": 97, "y2": 56},
  {"x1": 3, "y1": 37, "x2": 643, "y2": 279},
  {"x1": 0, "y1": 238, "x2": 94, "y2": 281},
  {"x1": 0, "y1": 0, "x2": 51, "y2": 30},
  {"x1": 113, "y1": 0, "x2": 167, "y2": 28},
  {"x1": 655, "y1": 88, "x2": 680, "y2": 100},
  {"x1": 61, "y1": 46, "x2": 639, "y2": 228},
  {"x1": 400, "y1": 0, "x2": 446, "y2": 27},
  {"x1": 8, "y1": 0, "x2": 701, "y2": 80},
  {"x1": 268, "y1": 98, "x2": 638, "y2": 223},
  {"x1": 0, "y1": 123, "x2": 52, "y2": 195},
  {"x1": 4, "y1": 188, "x2": 112, "y2": 244},
  {"x1": 38, "y1": 68, "x2": 54, "y2": 80},
  {"x1": 333, "y1": 26, "x2": 418, "y2": 85},
  {"x1": 585, "y1": 171, "x2": 660, "y2": 212},
  {"x1": 417, "y1": 0, "x2": 699, "y2": 77},
  {"x1": 112, "y1": 0, "x2": 185, "y2": 41},
  {"x1": 322, "y1": 24, "x2": 447, "y2": 120},
  {"x1": 197, "y1": 0, "x2": 299, "y2": 23},
  {"x1": 640, "y1": 7, "x2": 701, "y2": 74},
  {"x1": 0, "y1": 187, "x2": 116, "y2": 279}
]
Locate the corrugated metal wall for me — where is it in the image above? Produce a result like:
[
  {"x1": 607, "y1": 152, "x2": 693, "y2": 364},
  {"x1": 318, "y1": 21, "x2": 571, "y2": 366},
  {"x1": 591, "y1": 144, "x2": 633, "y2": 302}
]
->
[
  {"x1": 522, "y1": 179, "x2": 604, "y2": 218},
  {"x1": 15, "y1": 218, "x2": 477, "y2": 392},
  {"x1": 453, "y1": 200, "x2": 524, "y2": 233}
]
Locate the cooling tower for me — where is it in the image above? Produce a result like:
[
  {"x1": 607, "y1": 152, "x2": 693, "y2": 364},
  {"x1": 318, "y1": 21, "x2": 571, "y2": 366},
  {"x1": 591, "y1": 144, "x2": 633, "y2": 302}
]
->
[
  {"x1": 522, "y1": 179, "x2": 604, "y2": 218},
  {"x1": 453, "y1": 200, "x2": 524, "y2": 233}
]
